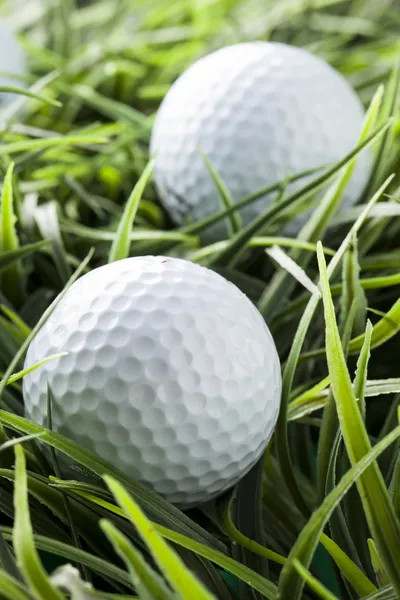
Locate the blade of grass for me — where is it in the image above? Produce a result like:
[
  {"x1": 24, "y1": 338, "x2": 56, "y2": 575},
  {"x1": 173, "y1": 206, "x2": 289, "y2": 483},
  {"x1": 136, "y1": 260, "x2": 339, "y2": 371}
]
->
[
  {"x1": 6, "y1": 353, "x2": 67, "y2": 385},
  {"x1": 0, "y1": 240, "x2": 49, "y2": 274},
  {"x1": 101, "y1": 521, "x2": 177, "y2": 600},
  {"x1": 316, "y1": 242, "x2": 400, "y2": 593},
  {"x1": 277, "y1": 422, "x2": 400, "y2": 599},
  {"x1": 293, "y1": 560, "x2": 339, "y2": 600},
  {"x1": 0, "y1": 527, "x2": 135, "y2": 590},
  {"x1": 1, "y1": 305, "x2": 31, "y2": 339},
  {"x1": 0, "y1": 532, "x2": 22, "y2": 582},
  {"x1": 200, "y1": 149, "x2": 242, "y2": 237},
  {"x1": 0, "y1": 249, "x2": 93, "y2": 412},
  {"x1": 13, "y1": 445, "x2": 65, "y2": 599},
  {"x1": 274, "y1": 174, "x2": 394, "y2": 518},
  {"x1": 0, "y1": 85, "x2": 61, "y2": 107},
  {"x1": 320, "y1": 533, "x2": 374, "y2": 596},
  {"x1": 368, "y1": 538, "x2": 390, "y2": 587},
  {"x1": 0, "y1": 569, "x2": 31, "y2": 600},
  {"x1": 108, "y1": 159, "x2": 155, "y2": 263},
  {"x1": 104, "y1": 475, "x2": 217, "y2": 600},
  {"x1": 0, "y1": 135, "x2": 107, "y2": 156},
  {"x1": 0, "y1": 162, "x2": 25, "y2": 306}
]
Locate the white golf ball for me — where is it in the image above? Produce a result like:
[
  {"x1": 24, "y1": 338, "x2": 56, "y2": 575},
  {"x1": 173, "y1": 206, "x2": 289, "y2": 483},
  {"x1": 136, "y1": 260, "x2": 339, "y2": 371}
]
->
[
  {"x1": 23, "y1": 256, "x2": 282, "y2": 507},
  {"x1": 0, "y1": 20, "x2": 26, "y2": 106},
  {"x1": 150, "y1": 41, "x2": 371, "y2": 240}
]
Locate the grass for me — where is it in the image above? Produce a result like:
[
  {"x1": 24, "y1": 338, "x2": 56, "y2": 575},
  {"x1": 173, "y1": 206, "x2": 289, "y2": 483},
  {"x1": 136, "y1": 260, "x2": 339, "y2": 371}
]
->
[{"x1": 0, "y1": 0, "x2": 399, "y2": 599}]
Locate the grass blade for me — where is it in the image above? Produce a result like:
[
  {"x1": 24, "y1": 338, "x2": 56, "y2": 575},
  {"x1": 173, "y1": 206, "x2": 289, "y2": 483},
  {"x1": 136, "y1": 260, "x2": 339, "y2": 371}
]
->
[
  {"x1": 274, "y1": 174, "x2": 394, "y2": 517},
  {"x1": 0, "y1": 531, "x2": 21, "y2": 581},
  {"x1": 0, "y1": 527, "x2": 135, "y2": 590},
  {"x1": 105, "y1": 475, "x2": 217, "y2": 600},
  {"x1": 316, "y1": 241, "x2": 400, "y2": 593},
  {"x1": 108, "y1": 159, "x2": 155, "y2": 263},
  {"x1": 277, "y1": 422, "x2": 400, "y2": 599},
  {"x1": 0, "y1": 162, "x2": 25, "y2": 306},
  {"x1": 0, "y1": 240, "x2": 49, "y2": 274},
  {"x1": 101, "y1": 520, "x2": 176, "y2": 600},
  {"x1": 7, "y1": 353, "x2": 67, "y2": 385},
  {"x1": 13, "y1": 445, "x2": 65, "y2": 599},
  {"x1": 0, "y1": 248, "x2": 93, "y2": 403},
  {"x1": 293, "y1": 560, "x2": 339, "y2": 600},
  {"x1": 200, "y1": 150, "x2": 242, "y2": 237},
  {"x1": 0, "y1": 569, "x2": 31, "y2": 600}
]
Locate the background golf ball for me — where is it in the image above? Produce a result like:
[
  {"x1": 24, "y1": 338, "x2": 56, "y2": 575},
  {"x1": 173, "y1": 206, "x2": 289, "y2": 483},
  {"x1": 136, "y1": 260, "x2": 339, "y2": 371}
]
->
[
  {"x1": 23, "y1": 256, "x2": 282, "y2": 507},
  {"x1": 150, "y1": 41, "x2": 371, "y2": 240},
  {"x1": 0, "y1": 19, "x2": 26, "y2": 106}
]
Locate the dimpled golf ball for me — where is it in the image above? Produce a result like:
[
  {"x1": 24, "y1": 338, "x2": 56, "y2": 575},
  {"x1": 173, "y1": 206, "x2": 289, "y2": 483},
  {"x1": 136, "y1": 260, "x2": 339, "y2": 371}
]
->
[
  {"x1": 150, "y1": 41, "x2": 371, "y2": 240},
  {"x1": 0, "y1": 20, "x2": 26, "y2": 106},
  {"x1": 23, "y1": 256, "x2": 282, "y2": 507}
]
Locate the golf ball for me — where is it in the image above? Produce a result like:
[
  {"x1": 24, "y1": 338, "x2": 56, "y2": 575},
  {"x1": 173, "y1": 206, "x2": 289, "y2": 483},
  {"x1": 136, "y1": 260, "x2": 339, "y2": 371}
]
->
[
  {"x1": 23, "y1": 256, "x2": 282, "y2": 507},
  {"x1": 150, "y1": 41, "x2": 371, "y2": 240},
  {"x1": 0, "y1": 20, "x2": 26, "y2": 106}
]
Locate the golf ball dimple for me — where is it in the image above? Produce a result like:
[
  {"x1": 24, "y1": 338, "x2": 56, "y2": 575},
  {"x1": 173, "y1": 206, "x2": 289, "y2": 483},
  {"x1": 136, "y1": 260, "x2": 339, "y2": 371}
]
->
[
  {"x1": 0, "y1": 20, "x2": 26, "y2": 106},
  {"x1": 23, "y1": 256, "x2": 282, "y2": 507},
  {"x1": 150, "y1": 41, "x2": 371, "y2": 240}
]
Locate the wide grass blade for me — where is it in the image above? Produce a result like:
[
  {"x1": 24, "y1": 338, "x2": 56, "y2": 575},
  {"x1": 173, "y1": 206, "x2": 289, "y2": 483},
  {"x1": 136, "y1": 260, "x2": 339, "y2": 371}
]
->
[
  {"x1": 13, "y1": 445, "x2": 65, "y2": 599},
  {"x1": 320, "y1": 533, "x2": 375, "y2": 596},
  {"x1": 316, "y1": 242, "x2": 400, "y2": 593},
  {"x1": 101, "y1": 520, "x2": 176, "y2": 600},
  {"x1": 105, "y1": 475, "x2": 216, "y2": 600}
]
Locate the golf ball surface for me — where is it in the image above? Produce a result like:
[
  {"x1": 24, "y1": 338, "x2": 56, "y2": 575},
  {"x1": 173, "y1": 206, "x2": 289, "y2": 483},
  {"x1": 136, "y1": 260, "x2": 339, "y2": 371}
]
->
[
  {"x1": 23, "y1": 256, "x2": 282, "y2": 507},
  {"x1": 150, "y1": 42, "x2": 371, "y2": 239},
  {"x1": 0, "y1": 20, "x2": 26, "y2": 106}
]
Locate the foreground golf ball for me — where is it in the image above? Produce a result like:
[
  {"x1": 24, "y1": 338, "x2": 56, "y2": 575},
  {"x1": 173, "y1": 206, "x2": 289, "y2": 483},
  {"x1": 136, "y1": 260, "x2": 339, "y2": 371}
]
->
[
  {"x1": 23, "y1": 256, "x2": 281, "y2": 507},
  {"x1": 150, "y1": 42, "x2": 371, "y2": 239},
  {"x1": 0, "y1": 20, "x2": 26, "y2": 106}
]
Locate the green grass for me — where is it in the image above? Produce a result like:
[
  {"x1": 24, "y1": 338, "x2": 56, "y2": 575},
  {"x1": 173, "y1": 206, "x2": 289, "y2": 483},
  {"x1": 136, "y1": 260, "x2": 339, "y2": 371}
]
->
[{"x1": 0, "y1": 0, "x2": 399, "y2": 599}]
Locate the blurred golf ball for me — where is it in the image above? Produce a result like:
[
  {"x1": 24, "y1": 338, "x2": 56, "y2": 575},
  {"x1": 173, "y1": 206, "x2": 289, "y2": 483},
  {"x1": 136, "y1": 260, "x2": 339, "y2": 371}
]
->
[
  {"x1": 150, "y1": 41, "x2": 371, "y2": 240},
  {"x1": 23, "y1": 256, "x2": 282, "y2": 507},
  {"x1": 0, "y1": 19, "x2": 26, "y2": 106}
]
